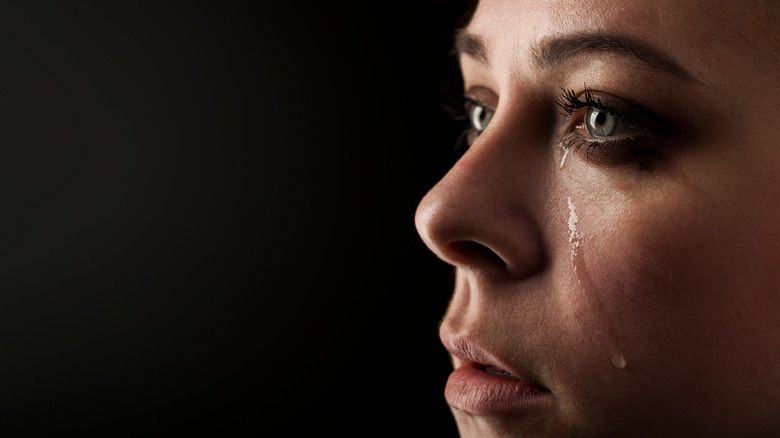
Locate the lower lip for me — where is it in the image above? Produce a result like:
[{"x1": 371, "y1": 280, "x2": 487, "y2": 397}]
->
[{"x1": 445, "y1": 363, "x2": 550, "y2": 415}]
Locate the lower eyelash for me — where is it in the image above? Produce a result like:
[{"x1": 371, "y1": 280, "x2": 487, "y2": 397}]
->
[
  {"x1": 560, "y1": 135, "x2": 615, "y2": 159},
  {"x1": 455, "y1": 128, "x2": 475, "y2": 152},
  {"x1": 561, "y1": 133, "x2": 661, "y2": 171}
]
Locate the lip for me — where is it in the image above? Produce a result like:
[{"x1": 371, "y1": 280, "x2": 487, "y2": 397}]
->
[{"x1": 442, "y1": 335, "x2": 551, "y2": 415}]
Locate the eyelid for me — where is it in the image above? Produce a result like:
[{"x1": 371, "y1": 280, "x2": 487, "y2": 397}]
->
[
  {"x1": 463, "y1": 86, "x2": 499, "y2": 110},
  {"x1": 555, "y1": 88, "x2": 672, "y2": 170},
  {"x1": 561, "y1": 89, "x2": 668, "y2": 135},
  {"x1": 464, "y1": 97, "x2": 490, "y2": 111}
]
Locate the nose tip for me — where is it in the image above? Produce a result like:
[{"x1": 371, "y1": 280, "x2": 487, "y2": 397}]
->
[
  {"x1": 416, "y1": 198, "x2": 505, "y2": 272},
  {"x1": 414, "y1": 157, "x2": 544, "y2": 279}
]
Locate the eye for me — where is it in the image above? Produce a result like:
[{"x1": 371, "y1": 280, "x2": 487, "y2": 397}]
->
[
  {"x1": 468, "y1": 101, "x2": 494, "y2": 133},
  {"x1": 585, "y1": 107, "x2": 616, "y2": 137},
  {"x1": 580, "y1": 107, "x2": 639, "y2": 139},
  {"x1": 556, "y1": 87, "x2": 666, "y2": 170}
]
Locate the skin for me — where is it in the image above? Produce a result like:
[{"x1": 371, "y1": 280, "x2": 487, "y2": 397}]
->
[{"x1": 415, "y1": 0, "x2": 780, "y2": 437}]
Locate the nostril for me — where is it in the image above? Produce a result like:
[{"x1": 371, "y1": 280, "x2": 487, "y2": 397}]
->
[{"x1": 446, "y1": 240, "x2": 506, "y2": 269}]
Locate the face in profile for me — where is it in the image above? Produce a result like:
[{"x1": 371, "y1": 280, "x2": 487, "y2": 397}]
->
[{"x1": 415, "y1": 0, "x2": 780, "y2": 436}]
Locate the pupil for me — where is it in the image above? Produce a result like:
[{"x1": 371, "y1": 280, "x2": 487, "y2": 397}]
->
[{"x1": 595, "y1": 111, "x2": 606, "y2": 126}]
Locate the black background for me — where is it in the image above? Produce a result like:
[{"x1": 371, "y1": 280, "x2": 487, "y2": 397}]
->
[{"x1": 0, "y1": 1, "x2": 472, "y2": 435}]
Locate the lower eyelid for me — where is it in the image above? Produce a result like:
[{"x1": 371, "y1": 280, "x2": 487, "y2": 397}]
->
[{"x1": 560, "y1": 130, "x2": 662, "y2": 168}]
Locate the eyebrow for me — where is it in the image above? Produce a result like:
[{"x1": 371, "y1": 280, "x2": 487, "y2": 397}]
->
[
  {"x1": 453, "y1": 29, "x2": 490, "y2": 66},
  {"x1": 453, "y1": 28, "x2": 698, "y2": 82}
]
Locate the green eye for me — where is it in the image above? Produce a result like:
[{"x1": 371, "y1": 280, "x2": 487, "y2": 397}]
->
[
  {"x1": 469, "y1": 102, "x2": 494, "y2": 132},
  {"x1": 585, "y1": 107, "x2": 618, "y2": 137}
]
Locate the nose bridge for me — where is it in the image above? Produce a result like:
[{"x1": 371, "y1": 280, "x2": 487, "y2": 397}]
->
[{"x1": 414, "y1": 106, "x2": 548, "y2": 280}]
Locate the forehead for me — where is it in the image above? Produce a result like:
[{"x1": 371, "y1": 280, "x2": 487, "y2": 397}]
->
[
  {"x1": 468, "y1": 0, "x2": 769, "y2": 34},
  {"x1": 464, "y1": 0, "x2": 778, "y2": 96},
  {"x1": 467, "y1": 0, "x2": 691, "y2": 57}
]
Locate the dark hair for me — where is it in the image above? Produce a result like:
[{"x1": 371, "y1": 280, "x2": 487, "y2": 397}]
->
[{"x1": 455, "y1": 0, "x2": 479, "y2": 35}]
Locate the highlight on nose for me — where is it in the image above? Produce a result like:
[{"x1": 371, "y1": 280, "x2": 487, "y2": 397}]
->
[
  {"x1": 414, "y1": 184, "x2": 543, "y2": 279},
  {"x1": 415, "y1": 197, "x2": 508, "y2": 274}
]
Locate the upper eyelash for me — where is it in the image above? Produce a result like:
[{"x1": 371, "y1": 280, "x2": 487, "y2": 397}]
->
[
  {"x1": 555, "y1": 86, "x2": 625, "y2": 121},
  {"x1": 440, "y1": 90, "x2": 488, "y2": 152},
  {"x1": 439, "y1": 80, "x2": 476, "y2": 152},
  {"x1": 555, "y1": 87, "x2": 584, "y2": 115},
  {"x1": 439, "y1": 77, "x2": 470, "y2": 122}
]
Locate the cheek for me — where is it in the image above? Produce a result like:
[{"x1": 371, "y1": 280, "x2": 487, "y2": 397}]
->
[
  {"x1": 584, "y1": 196, "x2": 705, "y2": 356},
  {"x1": 573, "y1": 185, "x2": 780, "y2": 401}
]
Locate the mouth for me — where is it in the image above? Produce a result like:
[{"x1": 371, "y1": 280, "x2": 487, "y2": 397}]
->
[
  {"x1": 445, "y1": 359, "x2": 551, "y2": 415},
  {"x1": 484, "y1": 364, "x2": 521, "y2": 381},
  {"x1": 441, "y1": 336, "x2": 551, "y2": 416}
]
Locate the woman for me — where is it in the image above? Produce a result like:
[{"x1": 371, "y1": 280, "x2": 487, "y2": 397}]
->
[{"x1": 415, "y1": 0, "x2": 780, "y2": 436}]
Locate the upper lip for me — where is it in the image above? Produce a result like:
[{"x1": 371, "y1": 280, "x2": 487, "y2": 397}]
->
[{"x1": 441, "y1": 331, "x2": 547, "y2": 389}]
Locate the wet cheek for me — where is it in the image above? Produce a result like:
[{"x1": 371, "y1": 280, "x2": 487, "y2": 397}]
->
[
  {"x1": 552, "y1": 167, "x2": 780, "y2": 432},
  {"x1": 576, "y1": 196, "x2": 728, "y2": 373},
  {"x1": 575, "y1": 196, "x2": 709, "y2": 365}
]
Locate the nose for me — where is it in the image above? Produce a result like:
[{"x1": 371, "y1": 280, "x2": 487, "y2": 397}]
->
[{"x1": 414, "y1": 113, "x2": 546, "y2": 280}]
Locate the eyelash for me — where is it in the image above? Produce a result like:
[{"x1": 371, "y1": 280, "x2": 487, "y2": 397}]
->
[
  {"x1": 556, "y1": 87, "x2": 645, "y2": 160},
  {"x1": 555, "y1": 87, "x2": 663, "y2": 170},
  {"x1": 446, "y1": 86, "x2": 664, "y2": 170},
  {"x1": 442, "y1": 96, "x2": 482, "y2": 153}
]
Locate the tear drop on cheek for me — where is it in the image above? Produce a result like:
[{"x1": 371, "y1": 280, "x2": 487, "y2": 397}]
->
[
  {"x1": 566, "y1": 197, "x2": 627, "y2": 371},
  {"x1": 611, "y1": 352, "x2": 626, "y2": 369},
  {"x1": 559, "y1": 143, "x2": 571, "y2": 169}
]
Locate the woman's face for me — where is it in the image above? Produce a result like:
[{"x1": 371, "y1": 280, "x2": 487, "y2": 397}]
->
[{"x1": 415, "y1": 0, "x2": 780, "y2": 436}]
